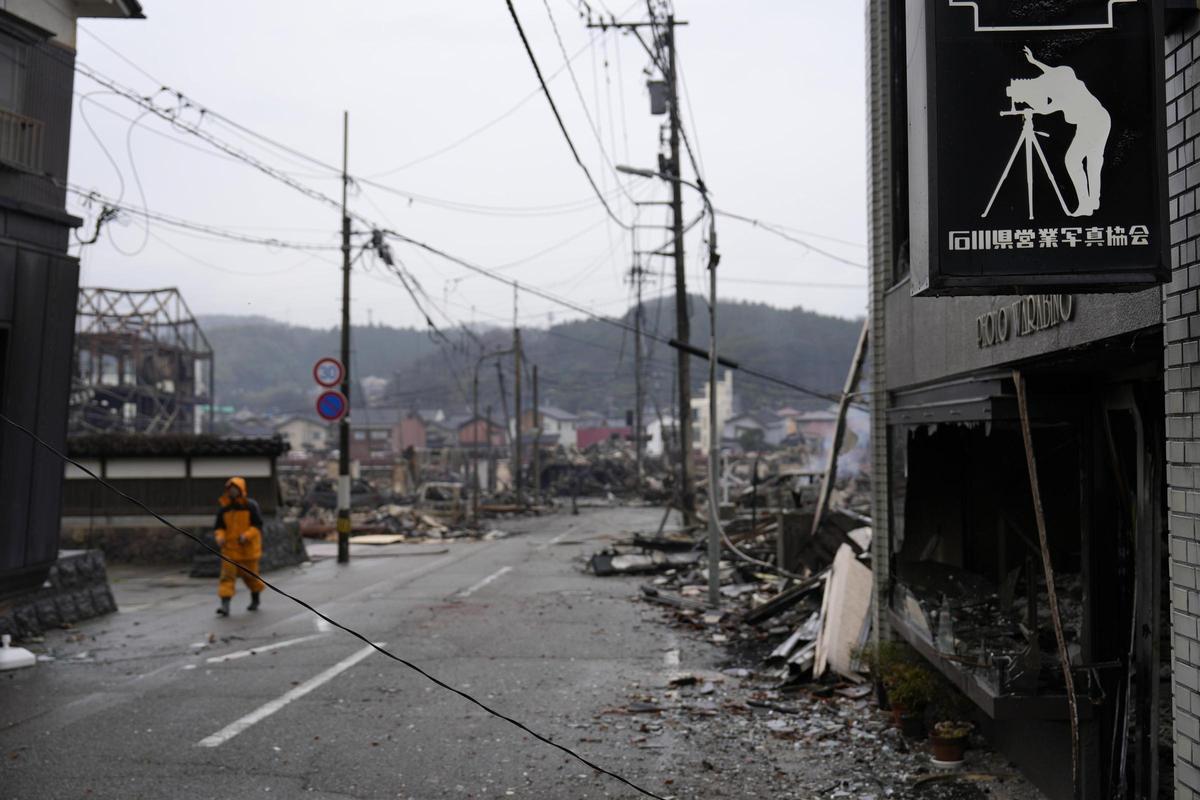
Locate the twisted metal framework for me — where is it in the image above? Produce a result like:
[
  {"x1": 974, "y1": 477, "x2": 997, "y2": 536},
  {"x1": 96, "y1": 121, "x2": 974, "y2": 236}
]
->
[{"x1": 70, "y1": 288, "x2": 214, "y2": 435}]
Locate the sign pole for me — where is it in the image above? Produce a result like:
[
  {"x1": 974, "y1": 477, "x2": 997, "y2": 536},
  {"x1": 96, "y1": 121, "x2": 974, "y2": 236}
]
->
[{"x1": 337, "y1": 110, "x2": 351, "y2": 565}]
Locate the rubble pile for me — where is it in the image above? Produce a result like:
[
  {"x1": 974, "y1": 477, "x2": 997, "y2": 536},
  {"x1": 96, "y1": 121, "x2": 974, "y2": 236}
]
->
[
  {"x1": 590, "y1": 626, "x2": 1042, "y2": 799},
  {"x1": 580, "y1": 486, "x2": 1045, "y2": 797},
  {"x1": 539, "y1": 440, "x2": 673, "y2": 501}
]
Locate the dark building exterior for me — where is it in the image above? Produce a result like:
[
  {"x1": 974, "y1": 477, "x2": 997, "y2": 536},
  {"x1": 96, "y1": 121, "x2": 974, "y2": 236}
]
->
[
  {"x1": 867, "y1": 2, "x2": 1190, "y2": 798},
  {"x1": 0, "y1": 1, "x2": 143, "y2": 597}
]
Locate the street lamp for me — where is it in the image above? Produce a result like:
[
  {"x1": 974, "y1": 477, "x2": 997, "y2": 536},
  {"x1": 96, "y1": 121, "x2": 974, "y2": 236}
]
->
[
  {"x1": 616, "y1": 164, "x2": 721, "y2": 609},
  {"x1": 473, "y1": 348, "x2": 513, "y2": 523}
]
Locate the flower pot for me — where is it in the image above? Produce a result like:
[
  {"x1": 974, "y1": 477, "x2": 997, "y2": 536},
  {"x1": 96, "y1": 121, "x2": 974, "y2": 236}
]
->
[
  {"x1": 899, "y1": 712, "x2": 925, "y2": 739},
  {"x1": 929, "y1": 734, "x2": 967, "y2": 764},
  {"x1": 889, "y1": 702, "x2": 906, "y2": 726}
]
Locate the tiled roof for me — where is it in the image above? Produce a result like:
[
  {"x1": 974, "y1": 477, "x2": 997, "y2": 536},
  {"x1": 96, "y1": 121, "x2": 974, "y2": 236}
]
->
[{"x1": 68, "y1": 434, "x2": 288, "y2": 458}]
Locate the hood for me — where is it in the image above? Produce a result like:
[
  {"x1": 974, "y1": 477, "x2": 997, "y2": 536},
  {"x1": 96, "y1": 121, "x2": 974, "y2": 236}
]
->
[{"x1": 221, "y1": 476, "x2": 249, "y2": 506}]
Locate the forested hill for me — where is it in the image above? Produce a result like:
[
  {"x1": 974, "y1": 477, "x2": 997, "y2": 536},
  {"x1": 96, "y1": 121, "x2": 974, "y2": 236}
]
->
[{"x1": 201, "y1": 298, "x2": 864, "y2": 417}]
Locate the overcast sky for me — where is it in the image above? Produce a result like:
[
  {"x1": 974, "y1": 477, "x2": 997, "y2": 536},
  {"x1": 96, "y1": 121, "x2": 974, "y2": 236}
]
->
[{"x1": 69, "y1": 1, "x2": 868, "y2": 332}]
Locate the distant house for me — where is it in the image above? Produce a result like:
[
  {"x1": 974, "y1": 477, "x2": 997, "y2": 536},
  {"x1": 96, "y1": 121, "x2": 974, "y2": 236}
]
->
[
  {"x1": 276, "y1": 416, "x2": 330, "y2": 453},
  {"x1": 520, "y1": 406, "x2": 579, "y2": 449},
  {"x1": 457, "y1": 416, "x2": 507, "y2": 448},
  {"x1": 350, "y1": 407, "x2": 403, "y2": 462},
  {"x1": 395, "y1": 411, "x2": 427, "y2": 451},
  {"x1": 793, "y1": 408, "x2": 839, "y2": 451},
  {"x1": 577, "y1": 424, "x2": 632, "y2": 449},
  {"x1": 574, "y1": 410, "x2": 607, "y2": 429},
  {"x1": 425, "y1": 417, "x2": 456, "y2": 450},
  {"x1": 724, "y1": 410, "x2": 784, "y2": 450}
]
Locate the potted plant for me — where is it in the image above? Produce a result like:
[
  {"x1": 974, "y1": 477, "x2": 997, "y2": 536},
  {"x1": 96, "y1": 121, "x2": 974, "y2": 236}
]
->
[
  {"x1": 929, "y1": 720, "x2": 972, "y2": 764},
  {"x1": 885, "y1": 662, "x2": 937, "y2": 737},
  {"x1": 854, "y1": 640, "x2": 916, "y2": 718}
]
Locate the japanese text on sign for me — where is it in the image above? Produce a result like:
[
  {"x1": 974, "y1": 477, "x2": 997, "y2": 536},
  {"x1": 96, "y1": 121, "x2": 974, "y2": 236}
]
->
[{"x1": 949, "y1": 225, "x2": 1149, "y2": 252}]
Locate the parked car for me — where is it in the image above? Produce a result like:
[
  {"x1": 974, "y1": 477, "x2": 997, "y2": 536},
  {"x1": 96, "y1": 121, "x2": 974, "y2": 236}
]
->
[{"x1": 303, "y1": 478, "x2": 384, "y2": 511}]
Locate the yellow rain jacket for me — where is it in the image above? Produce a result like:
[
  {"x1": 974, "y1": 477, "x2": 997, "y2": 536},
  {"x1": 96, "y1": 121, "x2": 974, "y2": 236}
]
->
[{"x1": 214, "y1": 477, "x2": 265, "y2": 598}]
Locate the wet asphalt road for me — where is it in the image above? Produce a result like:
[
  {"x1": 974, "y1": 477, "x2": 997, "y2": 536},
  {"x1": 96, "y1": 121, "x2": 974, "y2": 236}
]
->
[{"x1": 0, "y1": 507, "x2": 719, "y2": 800}]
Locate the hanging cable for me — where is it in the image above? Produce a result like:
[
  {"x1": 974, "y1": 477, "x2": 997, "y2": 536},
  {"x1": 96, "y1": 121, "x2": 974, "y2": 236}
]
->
[
  {"x1": 502, "y1": 0, "x2": 632, "y2": 230},
  {"x1": 0, "y1": 411, "x2": 669, "y2": 800},
  {"x1": 714, "y1": 209, "x2": 868, "y2": 268}
]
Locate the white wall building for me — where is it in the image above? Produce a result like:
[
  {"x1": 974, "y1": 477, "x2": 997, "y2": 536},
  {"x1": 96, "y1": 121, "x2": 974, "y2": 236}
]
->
[
  {"x1": 645, "y1": 415, "x2": 678, "y2": 458},
  {"x1": 691, "y1": 370, "x2": 734, "y2": 456},
  {"x1": 276, "y1": 416, "x2": 330, "y2": 453},
  {"x1": 526, "y1": 406, "x2": 579, "y2": 449}
]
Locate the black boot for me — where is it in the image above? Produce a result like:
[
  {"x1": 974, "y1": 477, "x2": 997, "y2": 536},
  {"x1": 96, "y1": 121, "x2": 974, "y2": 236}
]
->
[
  {"x1": 216, "y1": 597, "x2": 230, "y2": 617},
  {"x1": 247, "y1": 592, "x2": 260, "y2": 611}
]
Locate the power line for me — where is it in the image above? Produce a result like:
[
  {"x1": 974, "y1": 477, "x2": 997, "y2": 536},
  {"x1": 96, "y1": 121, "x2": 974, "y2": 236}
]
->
[
  {"x1": 64, "y1": 184, "x2": 345, "y2": 251},
  {"x1": 503, "y1": 0, "x2": 631, "y2": 230},
  {"x1": 715, "y1": 209, "x2": 868, "y2": 267},
  {"x1": 540, "y1": 0, "x2": 634, "y2": 203},
  {"x1": 74, "y1": 60, "x2": 360, "y2": 222},
  {"x1": 366, "y1": 0, "x2": 642, "y2": 176},
  {"x1": 382, "y1": 229, "x2": 845, "y2": 403},
  {"x1": 77, "y1": 27, "x2": 641, "y2": 220},
  {"x1": 721, "y1": 277, "x2": 866, "y2": 290}
]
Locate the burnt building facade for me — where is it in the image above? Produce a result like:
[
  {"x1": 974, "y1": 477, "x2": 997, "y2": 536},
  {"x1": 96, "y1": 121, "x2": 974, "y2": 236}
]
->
[
  {"x1": 867, "y1": 1, "x2": 1193, "y2": 798},
  {"x1": 0, "y1": 1, "x2": 143, "y2": 597}
]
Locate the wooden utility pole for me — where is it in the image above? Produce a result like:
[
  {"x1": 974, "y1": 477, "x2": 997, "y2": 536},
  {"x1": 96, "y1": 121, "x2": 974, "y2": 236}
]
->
[
  {"x1": 665, "y1": 15, "x2": 694, "y2": 523},
  {"x1": 337, "y1": 110, "x2": 351, "y2": 565},
  {"x1": 486, "y1": 404, "x2": 495, "y2": 493},
  {"x1": 633, "y1": 267, "x2": 645, "y2": 490},
  {"x1": 514, "y1": 328, "x2": 523, "y2": 505},
  {"x1": 587, "y1": 12, "x2": 691, "y2": 519},
  {"x1": 532, "y1": 364, "x2": 540, "y2": 503}
]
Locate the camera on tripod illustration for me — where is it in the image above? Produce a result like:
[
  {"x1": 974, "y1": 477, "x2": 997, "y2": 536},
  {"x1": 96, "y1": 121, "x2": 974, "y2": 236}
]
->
[{"x1": 1002, "y1": 77, "x2": 1048, "y2": 115}]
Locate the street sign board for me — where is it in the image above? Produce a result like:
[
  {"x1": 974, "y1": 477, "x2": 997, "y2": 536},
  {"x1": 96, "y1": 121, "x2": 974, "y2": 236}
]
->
[
  {"x1": 313, "y1": 357, "x2": 344, "y2": 388},
  {"x1": 315, "y1": 390, "x2": 348, "y2": 422},
  {"x1": 905, "y1": 0, "x2": 1168, "y2": 295}
]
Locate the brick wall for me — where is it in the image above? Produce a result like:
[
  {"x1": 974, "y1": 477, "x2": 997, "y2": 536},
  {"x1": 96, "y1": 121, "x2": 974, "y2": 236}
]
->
[
  {"x1": 866, "y1": 0, "x2": 894, "y2": 645},
  {"x1": 1166, "y1": 15, "x2": 1200, "y2": 798}
]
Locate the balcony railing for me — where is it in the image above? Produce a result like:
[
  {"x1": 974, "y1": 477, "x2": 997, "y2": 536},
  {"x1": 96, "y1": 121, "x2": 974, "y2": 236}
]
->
[{"x1": 0, "y1": 108, "x2": 43, "y2": 173}]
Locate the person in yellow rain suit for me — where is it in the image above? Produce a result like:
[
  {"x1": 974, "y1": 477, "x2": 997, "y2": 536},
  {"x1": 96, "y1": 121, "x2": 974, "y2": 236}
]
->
[{"x1": 213, "y1": 476, "x2": 265, "y2": 617}]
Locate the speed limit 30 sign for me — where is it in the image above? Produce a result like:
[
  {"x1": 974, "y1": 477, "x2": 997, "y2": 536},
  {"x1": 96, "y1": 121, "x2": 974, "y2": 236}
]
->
[{"x1": 313, "y1": 357, "x2": 344, "y2": 388}]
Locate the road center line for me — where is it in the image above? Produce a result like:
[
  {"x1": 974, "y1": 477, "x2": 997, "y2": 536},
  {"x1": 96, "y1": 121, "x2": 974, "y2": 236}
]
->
[
  {"x1": 457, "y1": 566, "x2": 513, "y2": 598},
  {"x1": 536, "y1": 530, "x2": 571, "y2": 552},
  {"x1": 205, "y1": 634, "x2": 326, "y2": 664},
  {"x1": 196, "y1": 642, "x2": 382, "y2": 748}
]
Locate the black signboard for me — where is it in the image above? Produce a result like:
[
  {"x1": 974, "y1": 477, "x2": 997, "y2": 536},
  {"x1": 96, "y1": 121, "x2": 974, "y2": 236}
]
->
[{"x1": 906, "y1": 0, "x2": 1169, "y2": 295}]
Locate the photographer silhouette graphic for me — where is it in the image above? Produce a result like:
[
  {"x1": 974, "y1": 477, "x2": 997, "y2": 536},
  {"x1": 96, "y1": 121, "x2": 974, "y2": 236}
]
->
[{"x1": 983, "y1": 47, "x2": 1111, "y2": 219}]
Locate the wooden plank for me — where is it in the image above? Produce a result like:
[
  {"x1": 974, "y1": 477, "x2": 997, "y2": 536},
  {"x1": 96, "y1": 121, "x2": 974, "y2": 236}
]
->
[
  {"x1": 813, "y1": 544, "x2": 872, "y2": 681},
  {"x1": 810, "y1": 319, "x2": 870, "y2": 538}
]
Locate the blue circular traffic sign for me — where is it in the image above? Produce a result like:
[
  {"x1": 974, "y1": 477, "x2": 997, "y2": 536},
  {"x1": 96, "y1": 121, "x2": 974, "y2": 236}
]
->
[{"x1": 316, "y1": 390, "x2": 348, "y2": 422}]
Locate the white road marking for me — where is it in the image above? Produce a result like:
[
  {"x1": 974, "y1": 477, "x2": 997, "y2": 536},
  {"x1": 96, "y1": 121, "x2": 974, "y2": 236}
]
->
[
  {"x1": 663, "y1": 648, "x2": 680, "y2": 669},
  {"x1": 457, "y1": 566, "x2": 513, "y2": 598},
  {"x1": 205, "y1": 634, "x2": 326, "y2": 664},
  {"x1": 536, "y1": 530, "x2": 571, "y2": 552},
  {"x1": 663, "y1": 635, "x2": 685, "y2": 684},
  {"x1": 197, "y1": 642, "x2": 382, "y2": 748},
  {"x1": 314, "y1": 617, "x2": 332, "y2": 632}
]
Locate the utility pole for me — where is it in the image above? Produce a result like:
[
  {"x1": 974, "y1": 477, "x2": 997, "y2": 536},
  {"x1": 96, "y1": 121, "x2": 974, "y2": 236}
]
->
[
  {"x1": 337, "y1": 110, "x2": 351, "y2": 565},
  {"x1": 487, "y1": 404, "x2": 496, "y2": 493},
  {"x1": 665, "y1": 15, "x2": 694, "y2": 525},
  {"x1": 514, "y1": 328, "x2": 523, "y2": 506},
  {"x1": 589, "y1": 12, "x2": 692, "y2": 521},
  {"x1": 629, "y1": 263, "x2": 647, "y2": 491},
  {"x1": 532, "y1": 364, "x2": 540, "y2": 504},
  {"x1": 705, "y1": 213, "x2": 720, "y2": 609}
]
